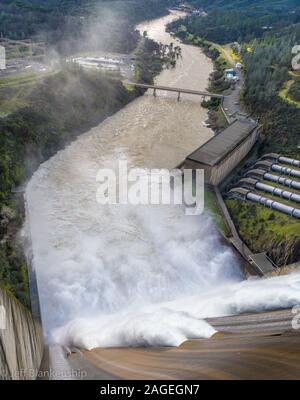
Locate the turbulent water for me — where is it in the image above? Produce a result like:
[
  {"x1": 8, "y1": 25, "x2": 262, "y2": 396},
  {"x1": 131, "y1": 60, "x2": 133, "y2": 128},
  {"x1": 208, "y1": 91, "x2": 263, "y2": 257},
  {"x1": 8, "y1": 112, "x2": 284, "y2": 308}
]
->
[{"x1": 25, "y1": 11, "x2": 300, "y2": 350}]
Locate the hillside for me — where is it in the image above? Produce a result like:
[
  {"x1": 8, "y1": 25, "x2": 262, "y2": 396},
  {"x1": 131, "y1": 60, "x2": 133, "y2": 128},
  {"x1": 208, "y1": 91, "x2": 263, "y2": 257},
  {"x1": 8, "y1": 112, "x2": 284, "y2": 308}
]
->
[
  {"x1": 0, "y1": 0, "x2": 177, "y2": 53},
  {"x1": 169, "y1": 0, "x2": 300, "y2": 151},
  {"x1": 168, "y1": 0, "x2": 300, "y2": 266}
]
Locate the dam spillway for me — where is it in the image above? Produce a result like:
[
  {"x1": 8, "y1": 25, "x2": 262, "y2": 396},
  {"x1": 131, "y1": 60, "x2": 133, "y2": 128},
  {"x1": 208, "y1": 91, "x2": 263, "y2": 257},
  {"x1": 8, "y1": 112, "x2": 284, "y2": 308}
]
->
[{"x1": 24, "y1": 10, "x2": 300, "y2": 373}]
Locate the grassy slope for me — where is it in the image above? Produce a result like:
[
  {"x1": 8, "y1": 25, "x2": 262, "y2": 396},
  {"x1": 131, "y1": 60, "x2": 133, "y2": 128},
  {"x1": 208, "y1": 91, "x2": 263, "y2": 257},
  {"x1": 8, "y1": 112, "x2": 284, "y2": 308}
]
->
[
  {"x1": 205, "y1": 187, "x2": 231, "y2": 237},
  {"x1": 0, "y1": 70, "x2": 62, "y2": 117},
  {"x1": 226, "y1": 198, "x2": 300, "y2": 266},
  {"x1": 226, "y1": 162, "x2": 300, "y2": 266},
  {"x1": 279, "y1": 72, "x2": 300, "y2": 108}
]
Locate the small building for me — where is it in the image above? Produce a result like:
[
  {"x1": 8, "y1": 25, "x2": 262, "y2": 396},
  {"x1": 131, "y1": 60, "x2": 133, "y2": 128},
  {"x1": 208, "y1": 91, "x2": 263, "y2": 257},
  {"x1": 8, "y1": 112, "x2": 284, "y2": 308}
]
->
[
  {"x1": 185, "y1": 118, "x2": 259, "y2": 186},
  {"x1": 262, "y1": 26, "x2": 273, "y2": 31},
  {"x1": 178, "y1": 4, "x2": 194, "y2": 12},
  {"x1": 192, "y1": 9, "x2": 207, "y2": 16},
  {"x1": 225, "y1": 68, "x2": 238, "y2": 81},
  {"x1": 68, "y1": 54, "x2": 133, "y2": 78}
]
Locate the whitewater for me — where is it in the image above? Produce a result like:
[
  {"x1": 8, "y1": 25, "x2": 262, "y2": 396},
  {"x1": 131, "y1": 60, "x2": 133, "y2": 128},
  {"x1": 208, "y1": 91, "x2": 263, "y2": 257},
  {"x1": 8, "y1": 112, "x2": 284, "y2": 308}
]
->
[{"x1": 25, "y1": 11, "x2": 300, "y2": 350}]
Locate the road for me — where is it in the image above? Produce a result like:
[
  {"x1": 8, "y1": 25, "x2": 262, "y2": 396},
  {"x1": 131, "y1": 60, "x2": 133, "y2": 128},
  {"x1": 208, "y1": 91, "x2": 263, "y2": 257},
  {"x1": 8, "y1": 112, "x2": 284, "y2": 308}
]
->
[
  {"x1": 219, "y1": 45, "x2": 245, "y2": 121},
  {"x1": 223, "y1": 72, "x2": 244, "y2": 121},
  {"x1": 64, "y1": 309, "x2": 300, "y2": 380}
]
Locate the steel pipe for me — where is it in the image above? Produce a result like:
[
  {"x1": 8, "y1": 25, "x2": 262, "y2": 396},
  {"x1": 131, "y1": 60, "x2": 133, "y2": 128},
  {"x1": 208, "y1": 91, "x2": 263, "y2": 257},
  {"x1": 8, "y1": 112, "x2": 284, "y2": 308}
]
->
[
  {"x1": 271, "y1": 164, "x2": 300, "y2": 179},
  {"x1": 259, "y1": 153, "x2": 300, "y2": 168},
  {"x1": 246, "y1": 192, "x2": 300, "y2": 218},
  {"x1": 228, "y1": 188, "x2": 300, "y2": 219},
  {"x1": 254, "y1": 161, "x2": 300, "y2": 179},
  {"x1": 239, "y1": 178, "x2": 300, "y2": 203},
  {"x1": 256, "y1": 182, "x2": 300, "y2": 203},
  {"x1": 278, "y1": 156, "x2": 300, "y2": 168},
  {"x1": 246, "y1": 169, "x2": 300, "y2": 191}
]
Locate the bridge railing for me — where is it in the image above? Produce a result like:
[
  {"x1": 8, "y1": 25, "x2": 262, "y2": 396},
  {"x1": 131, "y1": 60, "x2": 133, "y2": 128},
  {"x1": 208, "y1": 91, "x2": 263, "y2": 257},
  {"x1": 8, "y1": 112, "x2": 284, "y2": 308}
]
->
[{"x1": 124, "y1": 81, "x2": 224, "y2": 100}]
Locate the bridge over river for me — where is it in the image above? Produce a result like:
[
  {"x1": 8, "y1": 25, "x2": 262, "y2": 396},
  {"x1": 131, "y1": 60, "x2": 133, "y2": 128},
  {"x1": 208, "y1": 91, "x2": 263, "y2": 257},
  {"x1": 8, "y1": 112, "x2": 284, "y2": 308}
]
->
[{"x1": 124, "y1": 81, "x2": 224, "y2": 101}]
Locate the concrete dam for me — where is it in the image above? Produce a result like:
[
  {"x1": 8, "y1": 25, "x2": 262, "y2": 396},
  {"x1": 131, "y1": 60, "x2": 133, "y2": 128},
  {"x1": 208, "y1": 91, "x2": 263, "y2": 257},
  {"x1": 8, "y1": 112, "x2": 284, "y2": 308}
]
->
[{"x1": 0, "y1": 287, "x2": 44, "y2": 380}]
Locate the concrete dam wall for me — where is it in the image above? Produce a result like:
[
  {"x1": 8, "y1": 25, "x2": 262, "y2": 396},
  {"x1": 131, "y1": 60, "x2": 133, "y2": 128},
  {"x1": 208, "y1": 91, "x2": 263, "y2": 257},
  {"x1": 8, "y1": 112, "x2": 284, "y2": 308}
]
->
[{"x1": 0, "y1": 287, "x2": 44, "y2": 380}]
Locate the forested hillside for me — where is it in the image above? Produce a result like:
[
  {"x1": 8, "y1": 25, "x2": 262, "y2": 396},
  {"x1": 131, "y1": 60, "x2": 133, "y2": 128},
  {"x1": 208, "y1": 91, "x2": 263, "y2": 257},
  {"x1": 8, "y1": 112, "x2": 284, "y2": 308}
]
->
[
  {"x1": 243, "y1": 25, "x2": 300, "y2": 153},
  {"x1": 169, "y1": 0, "x2": 300, "y2": 152},
  {"x1": 171, "y1": 0, "x2": 299, "y2": 43},
  {"x1": 0, "y1": 0, "x2": 177, "y2": 53}
]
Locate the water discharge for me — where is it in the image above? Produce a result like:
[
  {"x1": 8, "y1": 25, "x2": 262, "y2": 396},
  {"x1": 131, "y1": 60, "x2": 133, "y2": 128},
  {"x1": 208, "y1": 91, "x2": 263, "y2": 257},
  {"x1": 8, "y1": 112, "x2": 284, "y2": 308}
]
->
[{"x1": 25, "y1": 11, "x2": 300, "y2": 350}]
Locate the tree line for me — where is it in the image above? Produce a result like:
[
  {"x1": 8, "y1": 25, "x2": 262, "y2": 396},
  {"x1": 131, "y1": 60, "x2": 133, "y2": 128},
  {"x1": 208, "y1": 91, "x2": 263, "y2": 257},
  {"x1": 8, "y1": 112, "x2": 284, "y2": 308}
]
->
[
  {"x1": 169, "y1": 0, "x2": 300, "y2": 153},
  {"x1": 0, "y1": 0, "x2": 178, "y2": 53}
]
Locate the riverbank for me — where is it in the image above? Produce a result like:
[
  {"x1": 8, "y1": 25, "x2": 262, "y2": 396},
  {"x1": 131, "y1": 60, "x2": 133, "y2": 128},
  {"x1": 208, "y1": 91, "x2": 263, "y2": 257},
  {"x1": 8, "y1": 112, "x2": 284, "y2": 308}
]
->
[{"x1": 166, "y1": 24, "x2": 234, "y2": 132}]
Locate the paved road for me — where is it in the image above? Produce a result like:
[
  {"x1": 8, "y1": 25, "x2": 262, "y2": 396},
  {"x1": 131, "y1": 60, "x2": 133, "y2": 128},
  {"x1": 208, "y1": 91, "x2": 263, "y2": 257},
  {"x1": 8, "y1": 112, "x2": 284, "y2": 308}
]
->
[
  {"x1": 222, "y1": 69, "x2": 244, "y2": 121},
  {"x1": 64, "y1": 309, "x2": 300, "y2": 380},
  {"x1": 217, "y1": 45, "x2": 245, "y2": 122}
]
